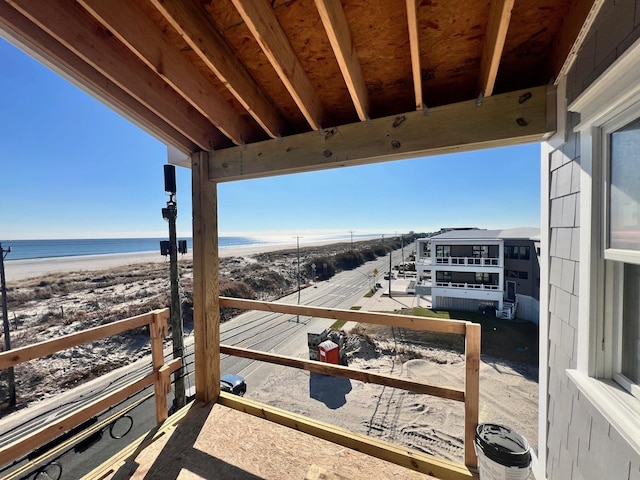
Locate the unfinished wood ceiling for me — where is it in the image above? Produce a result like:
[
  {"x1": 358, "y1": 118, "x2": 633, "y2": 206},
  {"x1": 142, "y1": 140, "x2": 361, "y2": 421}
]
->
[{"x1": 0, "y1": 0, "x2": 595, "y2": 177}]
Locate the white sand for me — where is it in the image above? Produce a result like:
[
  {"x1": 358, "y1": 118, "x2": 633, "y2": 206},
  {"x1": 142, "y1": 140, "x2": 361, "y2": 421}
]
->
[{"x1": 4, "y1": 238, "x2": 349, "y2": 281}]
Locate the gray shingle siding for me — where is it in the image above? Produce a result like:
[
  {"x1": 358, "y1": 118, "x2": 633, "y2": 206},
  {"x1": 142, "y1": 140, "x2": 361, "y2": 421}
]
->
[{"x1": 546, "y1": 1, "x2": 640, "y2": 478}]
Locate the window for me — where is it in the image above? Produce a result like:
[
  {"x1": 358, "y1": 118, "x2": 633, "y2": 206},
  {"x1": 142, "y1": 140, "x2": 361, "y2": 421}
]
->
[
  {"x1": 519, "y1": 271, "x2": 528, "y2": 280},
  {"x1": 567, "y1": 40, "x2": 640, "y2": 453},
  {"x1": 519, "y1": 246, "x2": 530, "y2": 260},
  {"x1": 602, "y1": 111, "x2": 640, "y2": 397},
  {"x1": 472, "y1": 245, "x2": 488, "y2": 258},
  {"x1": 436, "y1": 271, "x2": 452, "y2": 282},
  {"x1": 607, "y1": 118, "x2": 640, "y2": 253},
  {"x1": 435, "y1": 245, "x2": 450, "y2": 258},
  {"x1": 619, "y1": 264, "x2": 640, "y2": 387}
]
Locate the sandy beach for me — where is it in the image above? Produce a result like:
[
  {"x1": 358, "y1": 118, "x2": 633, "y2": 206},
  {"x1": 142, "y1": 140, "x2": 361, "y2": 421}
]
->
[{"x1": 3, "y1": 238, "x2": 351, "y2": 282}]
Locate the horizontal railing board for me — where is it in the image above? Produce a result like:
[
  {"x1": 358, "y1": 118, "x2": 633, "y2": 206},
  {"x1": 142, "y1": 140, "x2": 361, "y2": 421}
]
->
[
  {"x1": 219, "y1": 297, "x2": 468, "y2": 334},
  {"x1": 0, "y1": 309, "x2": 169, "y2": 370},
  {"x1": 0, "y1": 357, "x2": 181, "y2": 468},
  {"x1": 221, "y1": 344, "x2": 465, "y2": 402}
]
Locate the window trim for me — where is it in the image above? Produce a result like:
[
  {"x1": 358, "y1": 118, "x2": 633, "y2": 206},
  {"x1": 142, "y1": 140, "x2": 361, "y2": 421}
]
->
[{"x1": 568, "y1": 35, "x2": 640, "y2": 455}]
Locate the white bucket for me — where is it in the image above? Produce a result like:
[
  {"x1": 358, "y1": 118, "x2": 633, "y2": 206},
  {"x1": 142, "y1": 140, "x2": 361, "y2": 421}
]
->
[{"x1": 474, "y1": 423, "x2": 531, "y2": 480}]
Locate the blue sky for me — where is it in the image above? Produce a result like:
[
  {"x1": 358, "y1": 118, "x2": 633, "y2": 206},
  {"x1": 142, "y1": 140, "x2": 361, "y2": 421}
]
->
[{"x1": 0, "y1": 38, "x2": 541, "y2": 241}]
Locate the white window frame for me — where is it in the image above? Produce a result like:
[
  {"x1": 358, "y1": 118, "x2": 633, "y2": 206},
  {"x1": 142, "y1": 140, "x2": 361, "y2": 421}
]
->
[{"x1": 568, "y1": 36, "x2": 640, "y2": 454}]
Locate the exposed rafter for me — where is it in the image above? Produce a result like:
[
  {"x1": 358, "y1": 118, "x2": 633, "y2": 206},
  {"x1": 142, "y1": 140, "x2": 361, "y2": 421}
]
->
[
  {"x1": 209, "y1": 86, "x2": 555, "y2": 182},
  {"x1": 0, "y1": 2, "x2": 198, "y2": 153},
  {"x1": 314, "y1": 0, "x2": 370, "y2": 121},
  {"x1": 149, "y1": 0, "x2": 287, "y2": 140},
  {"x1": 406, "y1": 0, "x2": 423, "y2": 110},
  {"x1": 477, "y1": 0, "x2": 514, "y2": 97},
  {"x1": 79, "y1": 0, "x2": 255, "y2": 146},
  {"x1": 6, "y1": 0, "x2": 227, "y2": 151},
  {"x1": 231, "y1": 0, "x2": 327, "y2": 131}
]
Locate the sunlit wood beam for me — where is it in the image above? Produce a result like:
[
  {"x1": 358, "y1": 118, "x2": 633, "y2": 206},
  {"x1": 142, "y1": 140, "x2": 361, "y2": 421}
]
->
[
  {"x1": 406, "y1": 0, "x2": 423, "y2": 110},
  {"x1": 79, "y1": 0, "x2": 255, "y2": 146},
  {"x1": 314, "y1": 0, "x2": 370, "y2": 121},
  {"x1": 231, "y1": 0, "x2": 327, "y2": 130},
  {"x1": 150, "y1": 0, "x2": 286, "y2": 140},
  {"x1": 0, "y1": 2, "x2": 198, "y2": 153},
  {"x1": 6, "y1": 0, "x2": 227, "y2": 151},
  {"x1": 477, "y1": 0, "x2": 514, "y2": 97},
  {"x1": 209, "y1": 86, "x2": 555, "y2": 182}
]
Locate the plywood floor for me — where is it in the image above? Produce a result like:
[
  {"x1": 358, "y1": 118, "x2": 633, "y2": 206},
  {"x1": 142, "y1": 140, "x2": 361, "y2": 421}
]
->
[{"x1": 104, "y1": 402, "x2": 437, "y2": 480}]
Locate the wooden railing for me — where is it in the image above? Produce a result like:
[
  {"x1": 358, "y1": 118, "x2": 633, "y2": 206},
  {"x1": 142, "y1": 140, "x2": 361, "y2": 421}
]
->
[
  {"x1": 0, "y1": 308, "x2": 181, "y2": 469},
  {"x1": 218, "y1": 297, "x2": 480, "y2": 477}
]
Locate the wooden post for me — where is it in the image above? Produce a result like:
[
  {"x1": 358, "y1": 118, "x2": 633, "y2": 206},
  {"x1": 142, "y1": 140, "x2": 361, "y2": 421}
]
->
[
  {"x1": 191, "y1": 151, "x2": 220, "y2": 403},
  {"x1": 464, "y1": 322, "x2": 481, "y2": 469},
  {"x1": 150, "y1": 309, "x2": 169, "y2": 424}
]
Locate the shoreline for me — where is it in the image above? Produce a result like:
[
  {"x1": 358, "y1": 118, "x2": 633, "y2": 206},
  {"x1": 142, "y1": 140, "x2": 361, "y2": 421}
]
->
[{"x1": 4, "y1": 237, "x2": 374, "y2": 282}]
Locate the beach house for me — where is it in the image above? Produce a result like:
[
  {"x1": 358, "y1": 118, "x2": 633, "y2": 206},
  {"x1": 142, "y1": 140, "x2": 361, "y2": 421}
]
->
[
  {"x1": 1, "y1": 1, "x2": 639, "y2": 478},
  {"x1": 416, "y1": 228, "x2": 540, "y2": 322}
]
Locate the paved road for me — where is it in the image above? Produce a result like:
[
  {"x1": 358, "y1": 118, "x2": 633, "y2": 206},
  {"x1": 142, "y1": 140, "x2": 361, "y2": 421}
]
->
[{"x1": 0, "y1": 247, "x2": 410, "y2": 479}]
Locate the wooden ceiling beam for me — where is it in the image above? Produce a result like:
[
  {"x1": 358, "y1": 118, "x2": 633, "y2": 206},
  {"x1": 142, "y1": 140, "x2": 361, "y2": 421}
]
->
[
  {"x1": 477, "y1": 0, "x2": 515, "y2": 97},
  {"x1": 208, "y1": 86, "x2": 555, "y2": 182},
  {"x1": 314, "y1": 0, "x2": 370, "y2": 121},
  {"x1": 149, "y1": 0, "x2": 286, "y2": 140},
  {"x1": 406, "y1": 0, "x2": 423, "y2": 110},
  {"x1": 0, "y1": 2, "x2": 197, "y2": 153},
  {"x1": 231, "y1": 0, "x2": 327, "y2": 131},
  {"x1": 6, "y1": 0, "x2": 227, "y2": 151},
  {"x1": 79, "y1": 0, "x2": 255, "y2": 146}
]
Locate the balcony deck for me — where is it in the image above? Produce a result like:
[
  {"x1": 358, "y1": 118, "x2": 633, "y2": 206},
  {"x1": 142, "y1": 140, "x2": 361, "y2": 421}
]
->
[{"x1": 91, "y1": 399, "x2": 446, "y2": 480}]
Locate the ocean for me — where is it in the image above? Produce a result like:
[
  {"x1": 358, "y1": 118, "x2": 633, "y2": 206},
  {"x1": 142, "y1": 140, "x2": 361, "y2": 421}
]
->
[{"x1": 0, "y1": 234, "x2": 374, "y2": 261}]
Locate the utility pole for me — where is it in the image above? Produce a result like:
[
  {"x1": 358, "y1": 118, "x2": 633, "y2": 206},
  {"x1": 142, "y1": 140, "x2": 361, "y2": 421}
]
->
[
  {"x1": 0, "y1": 243, "x2": 16, "y2": 407},
  {"x1": 388, "y1": 245, "x2": 393, "y2": 299},
  {"x1": 162, "y1": 165, "x2": 185, "y2": 410},
  {"x1": 401, "y1": 233, "x2": 405, "y2": 278},
  {"x1": 293, "y1": 236, "x2": 302, "y2": 322}
]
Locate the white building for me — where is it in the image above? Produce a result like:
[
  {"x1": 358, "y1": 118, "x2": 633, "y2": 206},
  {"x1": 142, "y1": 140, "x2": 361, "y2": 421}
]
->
[{"x1": 416, "y1": 228, "x2": 540, "y2": 322}]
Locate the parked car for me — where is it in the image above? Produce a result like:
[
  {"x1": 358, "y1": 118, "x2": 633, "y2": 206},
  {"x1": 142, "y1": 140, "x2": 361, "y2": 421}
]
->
[{"x1": 220, "y1": 373, "x2": 247, "y2": 396}]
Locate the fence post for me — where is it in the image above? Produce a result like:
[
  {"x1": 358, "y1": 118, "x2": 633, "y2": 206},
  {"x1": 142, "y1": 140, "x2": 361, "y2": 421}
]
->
[
  {"x1": 150, "y1": 309, "x2": 170, "y2": 424},
  {"x1": 464, "y1": 322, "x2": 480, "y2": 469}
]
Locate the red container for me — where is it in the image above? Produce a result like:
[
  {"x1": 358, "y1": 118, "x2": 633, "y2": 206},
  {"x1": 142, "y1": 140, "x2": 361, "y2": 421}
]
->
[{"x1": 318, "y1": 340, "x2": 339, "y2": 364}]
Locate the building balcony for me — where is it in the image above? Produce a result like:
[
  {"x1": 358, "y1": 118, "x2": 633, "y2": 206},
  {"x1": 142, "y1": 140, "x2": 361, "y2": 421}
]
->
[
  {"x1": 434, "y1": 282, "x2": 500, "y2": 291},
  {"x1": 416, "y1": 257, "x2": 501, "y2": 268},
  {"x1": 0, "y1": 299, "x2": 482, "y2": 480}
]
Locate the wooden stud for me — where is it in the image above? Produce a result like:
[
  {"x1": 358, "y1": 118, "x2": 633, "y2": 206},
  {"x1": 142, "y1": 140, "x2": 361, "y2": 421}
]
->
[
  {"x1": 7, "y1": 0, "x2": 226, "y2": 151},
  {"x1": 406, "y1": 0, "x2": 423, "y2": 110},
  {"x1": 191, "y1": 151, "x2": 220, "y2": 403},
  {"x1": 0, "y1": 2, "x2": 199, "y2": 154},
  {"x1": 79, "y1": 0, "x2": 255, "y2": 146},
  {"x1": 231, "y1": 0, "x2": 327, "y2": 130},
  {"x1": 464, "y1": 323, "x2": 481, "y2": 469},
  {"x1": 477, "y1": 0, "x2": 515, "y2": 97},
  {"x1": 314, "y1": 0, "x2": 370, "y2": 121},
  {"x1": 150, "y1": 0, "x2": 286, "y2": 139}
]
